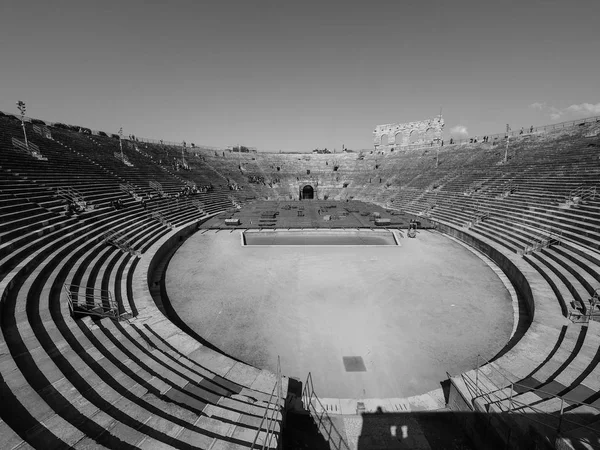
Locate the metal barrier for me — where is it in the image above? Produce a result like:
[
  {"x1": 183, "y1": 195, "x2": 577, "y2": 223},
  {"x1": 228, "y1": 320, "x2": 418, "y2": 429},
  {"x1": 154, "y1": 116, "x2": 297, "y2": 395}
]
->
[
  {"x1": 103, "y1": 230, "x2": 140, "y2": 256},
  {"x1": 462, "y1": 354, "x2": 600, "y2": 444},
  {"x1": 568, "y1": 185, "x2": 597, "y2": 204},
  {"x1": 11, "y1": 136, "x2": 47, "y2": 160},
  {"x1": 518, "y1": 227, "x2": 562, "y2": 256},
  {"x1": 250, "y1": 356, "x2": 284, "y2": 450},
  {"x1": 191, "y1": 200, "x2": 205, "y2": 214},
  {"x1": 302, "y1": 372, "x2": 351, "y2": 450},
  {"x1": 149, "y1": 180, "x2": 163, "y2": 194},
  {"x1": 120, "y1": 183, "x2": 137, "y2": 195},
  {"x1": 114, "y1": 151, "x2": 133, "y2": 166},
  {"x1": 569, "y1": 288, "x2": 600, "y2": 323},
  {"x1": 33, "y1": 124, "x2": 52, "y2": 139},
  {"x1": 64, "y1": 284, "x2": 121, "y2": 319},
  {"x1": 56, "y1": 185, "x2": 84, "y2": 203},
  {"x1": 151, "y1": 211, "x2": 173, "y2": 229}
]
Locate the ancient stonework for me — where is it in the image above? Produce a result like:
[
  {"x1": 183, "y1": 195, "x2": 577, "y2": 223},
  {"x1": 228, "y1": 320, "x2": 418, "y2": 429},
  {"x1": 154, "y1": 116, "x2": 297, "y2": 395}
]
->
[{"x1": 373, "y1": 116, "x2": 444, "y2": 151}]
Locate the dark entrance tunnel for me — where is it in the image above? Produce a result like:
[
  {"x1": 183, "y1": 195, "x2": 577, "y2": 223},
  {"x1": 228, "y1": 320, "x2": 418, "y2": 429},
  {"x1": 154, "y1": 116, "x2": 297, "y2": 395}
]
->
[{"x1": 301, "y1": 185, "x2": 314, "y2": 200}]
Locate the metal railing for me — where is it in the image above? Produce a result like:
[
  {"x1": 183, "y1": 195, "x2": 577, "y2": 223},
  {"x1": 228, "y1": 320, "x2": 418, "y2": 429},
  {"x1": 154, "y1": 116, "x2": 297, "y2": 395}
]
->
[
  {"x1": 462, "y1": 354, "x2": 600, "y2": 442},
  {"x1": 114, "y1": 151, "x2": 133, "y2": 166},
  {"x1": 103, "y1": 230, "x2": 140, "y2": 256},
  {"x1": 517, "y1": 227, "x2": 562, "y2": 256},
  {"x1": 250, "y1": 356, "x2": 284, "y2": 450},
  {"x1": 149, "y1": 180, "x2": 163, "y2": 194},
  {"x1": 302, "y1": 372, "x2": 351, "y2": 450},
  {"x1": 64, "y1": 284, "x2": 121, "y2": 319},
  {"x1": 228, "y1": 195, "x2": 241, "y2": 209},
  {"x1": 11, "y1": 136, "x2": 47, "y2": 160},
  {"x1": 33, "y1": 124, "x2": 52, "y2": 139},
  {"x1": 151, "y1": 211, "x2": 173, "y2": 229},
  {"x1": 569, "y1": 288, "x2": 600, "y2": 323},
  {"x1": 568, "y1": 185, "x2": 597, "y2": 204},
  {"x1": 191, "y1": 200, "x2": 205, "y2": 212},
  {"x1": 120, "y1": 183, "x2": 136, "y2": 195},
  {"x1": 56, "y1": 185, "x2": 85, "y2": 205}
]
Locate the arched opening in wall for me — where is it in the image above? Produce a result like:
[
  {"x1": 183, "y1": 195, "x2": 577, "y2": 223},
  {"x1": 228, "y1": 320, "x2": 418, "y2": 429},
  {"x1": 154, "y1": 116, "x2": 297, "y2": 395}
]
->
[
  {"x1": 301, "y1": 185, "x2": 314, "y2": 200},
  {"x1": 425, "y1": 128, "x2": 435, "y2": 143},
  {"x1": 380, "y1": 134, "x2": 389, "y2": 146},
  {"x1": 394, "y1": 132, "x2": 403, "y2": 148},
  {"x1": 409, "y1": 130, "x2": 421, "y2": 144}
]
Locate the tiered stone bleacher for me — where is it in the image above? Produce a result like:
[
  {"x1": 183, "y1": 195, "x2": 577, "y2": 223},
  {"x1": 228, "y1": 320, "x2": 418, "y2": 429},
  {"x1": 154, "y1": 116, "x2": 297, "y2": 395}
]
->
[
  {"x1": 199, "y1": 119, "x2": 600, "y2": 447},
  {"x1": 0, "y1": 114, "x2": 285, "y2": 449},
  {"x1": 372, "y1": 121, "x2": 600, "y2": 447},
  {"x1": 2, "y1": 108, "x2": 600, "y2": 448}
]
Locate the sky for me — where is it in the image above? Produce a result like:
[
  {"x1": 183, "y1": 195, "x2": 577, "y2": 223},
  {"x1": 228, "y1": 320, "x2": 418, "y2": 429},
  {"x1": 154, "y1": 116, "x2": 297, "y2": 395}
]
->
[{"x1": 1, "y1": 0, "x2": 599, "y2": 152}]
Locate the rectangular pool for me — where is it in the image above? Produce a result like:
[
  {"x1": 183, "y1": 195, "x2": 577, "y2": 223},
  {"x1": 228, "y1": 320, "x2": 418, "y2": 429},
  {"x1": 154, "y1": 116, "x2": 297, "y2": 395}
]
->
[{"x1": 242, "y1": 229, "x2": 399, "y2": 246}]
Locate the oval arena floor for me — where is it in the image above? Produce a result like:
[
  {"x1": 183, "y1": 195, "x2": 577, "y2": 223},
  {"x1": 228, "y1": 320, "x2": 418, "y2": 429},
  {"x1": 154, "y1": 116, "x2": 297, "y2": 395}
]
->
[{"x1": 165, "y1": 220, "x2": 515, "y2": 401}]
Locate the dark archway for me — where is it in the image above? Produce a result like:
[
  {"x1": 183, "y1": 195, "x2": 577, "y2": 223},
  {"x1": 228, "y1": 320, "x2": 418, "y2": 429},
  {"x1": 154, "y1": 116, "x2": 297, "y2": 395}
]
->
[{"x1": 301, "y1": 185, "x2": 314, "y2": 200}]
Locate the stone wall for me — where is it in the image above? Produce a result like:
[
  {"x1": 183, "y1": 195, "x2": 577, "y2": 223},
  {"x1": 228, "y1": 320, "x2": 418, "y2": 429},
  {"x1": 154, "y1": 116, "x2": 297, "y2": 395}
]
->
[{"x1": 373, "y1": 116, "x2": 444, "y2": 151}]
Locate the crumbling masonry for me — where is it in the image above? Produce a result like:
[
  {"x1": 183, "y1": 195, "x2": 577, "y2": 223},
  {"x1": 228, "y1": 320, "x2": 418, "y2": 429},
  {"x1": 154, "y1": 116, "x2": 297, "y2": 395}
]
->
[{"x1": 373, "y1": 116, "x2": 444, "y2": 151}]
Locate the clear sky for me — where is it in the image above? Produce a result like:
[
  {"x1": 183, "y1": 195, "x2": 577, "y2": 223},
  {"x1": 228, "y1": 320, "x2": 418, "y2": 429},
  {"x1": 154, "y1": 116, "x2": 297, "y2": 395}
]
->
[{"x1": 1, "y1": 0, "x2": 599, "y2": 152}]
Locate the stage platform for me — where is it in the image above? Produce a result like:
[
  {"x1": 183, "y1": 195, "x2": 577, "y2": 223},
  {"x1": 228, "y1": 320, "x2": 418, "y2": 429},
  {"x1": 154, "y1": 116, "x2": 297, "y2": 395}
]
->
[{"x1": 199, "y1": 200, "x2": 434, "y2": 230}]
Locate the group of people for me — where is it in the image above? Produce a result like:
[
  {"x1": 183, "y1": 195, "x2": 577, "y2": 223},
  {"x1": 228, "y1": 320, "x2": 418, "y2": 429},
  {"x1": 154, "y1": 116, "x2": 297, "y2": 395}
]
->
[
  {"x1": 196, "y1": 184, "x2": 213, "y2": 194},
  {"x1": 446, "y1": 125, "x2": 536, "y2": 146},
  {"x1": 178, "y1": 184, "x2": 208, "y2": 197},
  {"x1": 520, "y1": 126, "x2": 534, "y2": 134},
  {"x1": 247, "y1": 175, "x2": 266, "y2": 184},
  {"x1": 63, "y1": 200, "x2": 87, "y2": 217},
  {"x1": 110, "y1": 199, "x2": 126, "y2": 210}
]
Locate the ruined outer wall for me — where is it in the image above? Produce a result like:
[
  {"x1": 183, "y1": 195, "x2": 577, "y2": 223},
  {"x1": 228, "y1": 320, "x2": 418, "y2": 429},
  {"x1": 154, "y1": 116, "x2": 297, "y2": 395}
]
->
[{"x1": 374, "y1": 116, "x2": 444, "y2": 151}]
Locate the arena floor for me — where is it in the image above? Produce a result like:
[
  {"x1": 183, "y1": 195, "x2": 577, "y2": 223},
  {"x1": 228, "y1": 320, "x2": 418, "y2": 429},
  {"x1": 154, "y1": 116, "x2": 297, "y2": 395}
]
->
[{"x1": 166, "y1": 227, "x2": 514, "y2": 400}]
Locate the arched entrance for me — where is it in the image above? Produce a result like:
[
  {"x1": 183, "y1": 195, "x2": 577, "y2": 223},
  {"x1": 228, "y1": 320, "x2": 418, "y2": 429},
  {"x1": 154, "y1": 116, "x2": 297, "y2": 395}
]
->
[{"x1": 301, "y1": 185, "x2": 314, "y2": 200}]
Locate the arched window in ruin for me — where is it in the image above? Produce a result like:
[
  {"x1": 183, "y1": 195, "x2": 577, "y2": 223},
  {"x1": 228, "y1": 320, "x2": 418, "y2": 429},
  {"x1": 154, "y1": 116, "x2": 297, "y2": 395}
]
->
[
  {"x1": 394, "y1": 132, "x2": 403, "y2": 147},
  {"x1": 380, "y1": 134, "x2": 389, "y2": 146},
  {"x1": 409, "y1": 130, "x2": 421, "y2": 144},
  {"x1": 424, "y1": 128, "x2": 435, "y2": 141}
]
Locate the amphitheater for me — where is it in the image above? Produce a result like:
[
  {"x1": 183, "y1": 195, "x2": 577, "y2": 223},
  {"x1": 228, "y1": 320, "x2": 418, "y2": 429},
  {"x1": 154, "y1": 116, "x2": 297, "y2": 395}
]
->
[{"x1": 1, "y1": 110, "x2": 599, "y2": 450}]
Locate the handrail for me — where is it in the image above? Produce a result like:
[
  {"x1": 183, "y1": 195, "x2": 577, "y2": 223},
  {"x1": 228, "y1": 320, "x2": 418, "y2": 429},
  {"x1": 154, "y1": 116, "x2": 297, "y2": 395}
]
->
[
  {"x1": 56, "y1": 186, "x2": 89, "y2": 211},
  {"x1": 518, "y1": 226, "x2": 562, "y2": 255},
  {"x1": 463, "y1": 369, "x2": 600, "y2": 441},
  {"x1": 11, "y1": 136, "x2": 46, "y2": 160},
  {"x1": 33, "y1": 124, "x2": 52, "y2": 139},
  {"x1": 104, "y1": 229, "x2": 140, "y2": 256},
  {"x1": 569, "y1": 185, "x2": 597, "y2": 203},
  {"x1": 114, "y1": 151, "x2": 133, "y2": 166},
  {"x1": 64, "y1": 283, "x2": 121, "y2": 319},
  {"x1": 149, "y1": 180, "x2": 163, "y2": 194},
  {"x1": 302, "y1": 372, "x2": 351, "y2": 450},
  {"x1": 151, "y1": 211, "x2": 173, "y2": 229},
  {"x1": 469, "y1": 354, "x2": 600, "y2": 437},
  {"x1": 250, "y1": 356, "x2": 283, "y2": 450}
]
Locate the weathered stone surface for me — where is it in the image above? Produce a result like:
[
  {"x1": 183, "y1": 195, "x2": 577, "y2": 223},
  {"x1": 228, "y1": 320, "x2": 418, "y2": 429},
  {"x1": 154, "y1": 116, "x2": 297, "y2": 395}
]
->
[{"x1": 373, "y1": 116, "x2": 444, "y2": 151}]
